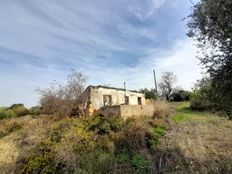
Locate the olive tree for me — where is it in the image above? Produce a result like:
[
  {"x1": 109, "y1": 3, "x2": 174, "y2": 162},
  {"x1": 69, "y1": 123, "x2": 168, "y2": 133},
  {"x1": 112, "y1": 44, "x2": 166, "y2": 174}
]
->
[{"x1": 187, "y1": 0, "x2": 232, "y2": 116}]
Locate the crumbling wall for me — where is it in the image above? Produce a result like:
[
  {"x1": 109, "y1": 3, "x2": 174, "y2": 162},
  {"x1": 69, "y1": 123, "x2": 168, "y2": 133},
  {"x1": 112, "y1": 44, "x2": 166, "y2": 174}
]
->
[
  {"x1": 99, "y1": 105, "x2": 121, "y2": 116},
  {"x1": 99, "y1": 105, "x2": 155, "y2": 119},
  {"x1": 120, "y1": 105, "x2": 155, "y2": 119}
]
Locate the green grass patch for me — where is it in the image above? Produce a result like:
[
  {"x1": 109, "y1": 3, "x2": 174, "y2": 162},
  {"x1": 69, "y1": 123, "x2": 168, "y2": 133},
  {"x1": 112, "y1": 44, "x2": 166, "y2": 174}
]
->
[
  {"x1": 132, "y1": 154, "x2": 149, "y2": 174},
  {"x1": 171, "y1": 102, "x2": 218, "y2": 123},
  {"x1": 147, "y1": 125, "x2": 167, "y2": 150},
  {"x1": 171, "y1": 113, "x2": 196, "y2": 123},
  {"x1": 153, "y1": 126, "x2": 167, "y2": 137},
  {"x1": 173, "y1": 102, "x2": 190, "y2": 110}
]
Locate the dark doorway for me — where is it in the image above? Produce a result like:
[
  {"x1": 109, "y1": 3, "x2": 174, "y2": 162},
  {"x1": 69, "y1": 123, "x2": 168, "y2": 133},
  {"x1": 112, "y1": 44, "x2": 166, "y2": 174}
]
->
[
  {"x1": 103, "y1": 95, "x2": 112, "y2": 106},
  {"x1": 125, "y1": 96, "x2": 129, "y2": 105},
  {"x1": 138, "y1": 97, "x2": 142, "y2": 105}
]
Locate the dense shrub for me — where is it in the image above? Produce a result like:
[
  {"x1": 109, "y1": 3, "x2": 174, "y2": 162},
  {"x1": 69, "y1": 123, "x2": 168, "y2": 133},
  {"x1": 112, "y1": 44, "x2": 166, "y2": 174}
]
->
[
  {"x1": 0, "y1": 104, "x2": 30, "y2": 120},
  {"x1": 10, "y1": 104, "x2": 30, "y2": 116},
  {"x1": 20, "y1": 141, "x2": 57, "y2": 174},
  {"x1": 0, "y1": 109, "x2": 16, "y2": 119},
  {"x1": 190, "y1": 80, "x2": 216, "y2": 111},
  {"x1": 132, "y1": 154, "x2": 149, "y2": 174},
  {"x1": 139, "y1": 88, "x2": 157, "y2": 100},
  {"x1": 29, "y1": 106, "x2": 41, "y2": 115},
  {"x1": 17, "y1": 108, "x2": 172, "y2": 174},
  {"x1": 169, "y1": 90, "x2": 192, "y2": 102},
  {"x1": 88, "y1": 114, "x2": 124, "y2": 135}
]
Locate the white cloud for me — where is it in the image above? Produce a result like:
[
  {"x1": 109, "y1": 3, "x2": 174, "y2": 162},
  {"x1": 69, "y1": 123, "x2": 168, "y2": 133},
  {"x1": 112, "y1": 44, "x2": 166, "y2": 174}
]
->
[
  {"x1": 0, "y1": 37, "x2": 203, "y2": 107},
  {"x1": 0, "y1": 0, "x2": 203, "y2": 107},
  {"x1": 84, "y1": 38, "x2": 203, "y2": 91},
  {"x1": 131, "y1": 0, "x2": 167, "y2": 20}
]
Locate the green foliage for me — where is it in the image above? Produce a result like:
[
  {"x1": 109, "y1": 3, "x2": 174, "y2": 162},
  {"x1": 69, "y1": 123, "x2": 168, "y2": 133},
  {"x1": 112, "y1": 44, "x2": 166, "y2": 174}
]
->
[
  {"x1": 169, "y1": 90, "x2": 192, "y2": 102},
  {"x1": 188, "y1": 0, "x2": 232, "y2": 117},
  {"x1": 0, "y1": 107, "x2": 7, "y2": 112},
  {"x1": 132, "y1": 154, "x2": 149, "y2": 174},
  {"x1": 0, "y1": 104, "x2": 30, "y2": 120},
  {"x1": 29, "y1": 106, "x2": 41, "y2": 115},
  {"x1": 153, "y1": 126, "x2": 166, "y2": 137},
  {"x1": 172, "y1": 102, "x2": 216, "y2": 123},
  {"x1": 190, "y1": 79, "x2": 216, "y2": 111},
  {"x1": 139, "y1": 88, "x2": 157, "y2": 100},
  {"x1": 171, "y1": 113, "x2": 199, "y2": 123},
  {"x1": 20, "y1": 141, "x2": 57, "y2": 174},
  {"x1": 0, "y1": 109, "x2": 16, "y2": 119},
  {"x1": 10, "y1": 104, "x2": 29, "y2": 116},
  {"x1": 88, "y1": 114, "x2": 124, "y2": 135},
  {"x1": 146, "y1": 125, "x2": 167, "y2": 150},
  {"x1": 116, "y1": 153, "x2": 130, "y2": 163},
  {"x1": 19, "y1": 112, "x2": 172, "y2": 174}
]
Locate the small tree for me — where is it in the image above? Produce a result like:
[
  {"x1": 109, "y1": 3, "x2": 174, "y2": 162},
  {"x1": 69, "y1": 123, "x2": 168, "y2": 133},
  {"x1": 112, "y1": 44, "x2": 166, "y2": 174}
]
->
[
  {"x1": 139, "y1": 88, "x2": 157, "y2": 100},
  {"x1": 158, "y1": 72, "x2": 177, "y2": 100},
  {"x1": 37, "y1": 70, "x2": 87, "y2": 119},
  {"x1": 190, "y1": 77, "x2": 216, "y2": 110}
]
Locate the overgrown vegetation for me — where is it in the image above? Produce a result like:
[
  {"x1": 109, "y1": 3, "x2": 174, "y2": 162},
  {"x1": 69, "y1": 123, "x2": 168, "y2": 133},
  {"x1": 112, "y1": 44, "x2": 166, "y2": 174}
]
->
[
  {"x1": 139, "y1": 88, "x2": 157, "y2": 100},
  {"x1": 0, "y1": 104, "x2": 42, "y2": 120},
  {"x1": 187, "y1": 0, "x2": 232, "y2": 118},
  {"x1": 190, "y1": 77, "x2": 215, "y2": 111},
  {"x1": 37, "y1": 70, "x2": 87, "y2": 119},
  {"x1": 0, "y1": 102, "x2": 231, "y2": 174},
  {"x1": 169, "y1": 89, "x2": 191, "y2": 102},
  {"x1": 0, "y1": 119, "x2": 22, "y2": 138},
  {"x1": 162, "y1": 102, "x2": 232, "y2": 173},
  {"x1": 0, "y1": 102, "x2": 174, "y2": 174},
  {"x1": 0, "y1": 104, "x2": 30, "y2": 120}
]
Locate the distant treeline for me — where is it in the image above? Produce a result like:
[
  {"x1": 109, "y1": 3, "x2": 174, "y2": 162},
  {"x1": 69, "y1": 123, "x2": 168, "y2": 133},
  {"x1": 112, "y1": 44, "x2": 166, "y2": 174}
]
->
[{"x1": 0, "y1": 104, "x2": 41, "y2": 119}]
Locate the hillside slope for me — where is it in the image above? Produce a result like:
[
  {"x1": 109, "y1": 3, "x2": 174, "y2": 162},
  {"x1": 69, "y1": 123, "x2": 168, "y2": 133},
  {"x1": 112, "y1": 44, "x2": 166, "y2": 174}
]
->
[{"x1": 0, "y1": 103, "x2": 231, "y2": 174}]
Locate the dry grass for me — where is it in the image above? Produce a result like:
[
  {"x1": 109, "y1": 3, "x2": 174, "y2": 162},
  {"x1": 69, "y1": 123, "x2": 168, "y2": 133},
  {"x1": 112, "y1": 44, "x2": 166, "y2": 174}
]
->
[
  {"x1": 0, "y1": 117, "x2": 30, "y2": 174},
  {"x1": 0, "y1": 131, "x2": 20, "y2": 174},
  {"x1": 152, "y1": 102, "x2": 232, "y2": 174},
  {"x1": 153, "y1": 101, "x2": 176, "y2": 120},
  {"x1": 19, "y1": 115, "x2": 54, "y2": 147},
  {"x1": 0, "y1": 115, "x2": 54, "y2": 174}
]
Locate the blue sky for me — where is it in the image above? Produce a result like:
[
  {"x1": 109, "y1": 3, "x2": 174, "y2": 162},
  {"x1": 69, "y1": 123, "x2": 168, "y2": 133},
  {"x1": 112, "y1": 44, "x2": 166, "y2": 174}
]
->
[{"x1": 0, "y1": 0, "x2": 202, "y2": 107}]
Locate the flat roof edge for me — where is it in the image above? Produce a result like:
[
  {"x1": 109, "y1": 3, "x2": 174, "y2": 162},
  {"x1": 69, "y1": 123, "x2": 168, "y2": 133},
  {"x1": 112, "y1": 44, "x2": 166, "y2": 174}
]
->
[{"x1": 87, "y1": 85, "x2": 143, "y2": 94}]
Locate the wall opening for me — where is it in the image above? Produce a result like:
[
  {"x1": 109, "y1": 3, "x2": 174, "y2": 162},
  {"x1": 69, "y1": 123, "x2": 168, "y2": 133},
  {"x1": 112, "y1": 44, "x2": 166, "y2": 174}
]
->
[
  {"x1": 125, "y1": 96, "x2": 129, "y2": 105},
  {"x1": 138, "y1": 97, "x2": 142, "y2": 105},
  {"x1": 103, "y1": 95, "x2": 112, "y2": 106}
]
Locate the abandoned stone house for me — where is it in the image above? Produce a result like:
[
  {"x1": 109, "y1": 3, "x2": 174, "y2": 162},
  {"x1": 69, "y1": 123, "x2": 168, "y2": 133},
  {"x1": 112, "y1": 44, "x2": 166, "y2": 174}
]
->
[
  {"x1": 78, "y1": 85, "x2": 155, "y2": 118},
  {"x1": 78, "y1": 85, "x2": 146, "y2": 109}
]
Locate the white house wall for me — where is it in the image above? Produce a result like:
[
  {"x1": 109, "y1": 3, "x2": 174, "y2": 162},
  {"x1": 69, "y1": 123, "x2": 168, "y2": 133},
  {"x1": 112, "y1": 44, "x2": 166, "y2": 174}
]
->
[{"x1": 89, "y1": 87, "x2": 145, "y2": 110}]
